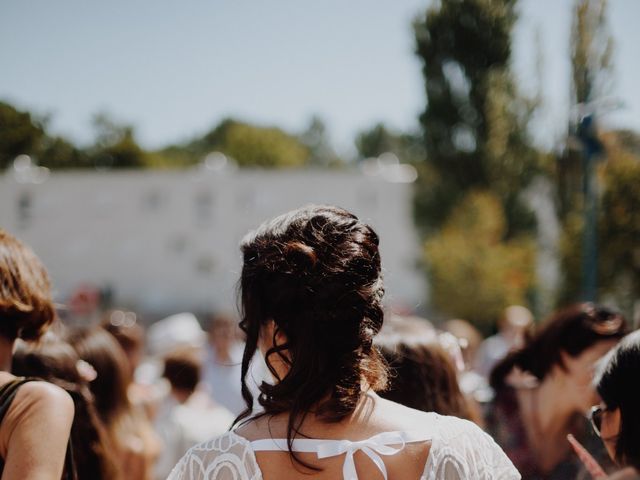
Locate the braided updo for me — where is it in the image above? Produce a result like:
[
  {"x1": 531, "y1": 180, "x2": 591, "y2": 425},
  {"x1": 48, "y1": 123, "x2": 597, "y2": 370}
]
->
[{"x1": 235, "y1": 205, "x2": 388, "y2": 456}]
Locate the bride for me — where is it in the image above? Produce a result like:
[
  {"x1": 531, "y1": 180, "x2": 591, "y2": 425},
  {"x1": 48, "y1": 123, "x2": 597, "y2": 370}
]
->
[{"x1": 169, "y1": 205, "x2": 519, "y2": 480}]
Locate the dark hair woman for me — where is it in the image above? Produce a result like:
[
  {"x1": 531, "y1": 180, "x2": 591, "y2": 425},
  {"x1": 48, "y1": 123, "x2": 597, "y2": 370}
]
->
[
  {"x1": 591, "y1": 329, "x2": 640, "y2": 474},
  {"x1": 486, "y1": 303, "x2": 628, "y2": 479},
  {"x1": 68, "y1": 327, "x2": 160, "y2": 480},
  {"x1": 11, "y1": 337, "x2": 119, "y2": 479},
  {"x1": 0, "y1": 230, "x2": 74, "y2": 479},
  {"x1": 169, "y1": 205, "x2": 519, "y2": 480}
]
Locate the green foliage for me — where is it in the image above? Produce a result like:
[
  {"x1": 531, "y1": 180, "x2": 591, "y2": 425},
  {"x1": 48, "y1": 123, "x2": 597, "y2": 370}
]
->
[
  {"x1": 355, "y1": 123, "x2": 425, "y2": 165},
  {"x1": 570, "y1": 0, "x2": 613, "y2": 105},
  {"x1": 299, "y1": 116, "x2": 344, "y2": 168},
  {"x1": 558, "y1": 132, "x2": 640, "y2": 312},
  {"x1": 413, "y1": 0, "x2": 540, "y2": 234},
  {"x1": 186, "y1": 118, "x2": 309, "y2": 168},
  {"x1": 1, "y1": 102, "x2": 320, "y2": 170},
  {"x1": 425, "y1": 191, "x2": 535, "y2": 329},
  {"x1": 0, "y1": 101, "x2": 46, "y2": 168},
  {"x1": 39, "y1": 136, "x2": 89, "y2": 169},
  {"x1": 86, "y1": 113, "x2": 148, "y2": 169},
  {"x1": 599, "y1": 157, "x2": 640, "y2": 305}
]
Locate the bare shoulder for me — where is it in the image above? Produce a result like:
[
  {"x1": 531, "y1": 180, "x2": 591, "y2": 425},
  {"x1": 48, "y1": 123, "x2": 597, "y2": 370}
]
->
[
  {"x1": 234, "y1": 414, "x2": 278, "y2": 441},
  {"x1": 15, "y1": 380, "x2": 74, "y2": 416},
  {"x1": 371, "y1": 395, "x2": 443, "y2": 431}
]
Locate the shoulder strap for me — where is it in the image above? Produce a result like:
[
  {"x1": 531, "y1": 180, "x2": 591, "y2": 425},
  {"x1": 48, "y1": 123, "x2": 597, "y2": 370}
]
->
[
  {"x1": 250, "y1": 431, "x2": 433, "y2": 480},
  {"x1": 0, "y1": 378, "x2": 77, "y2": 480},
  {"x1": 0, "y1": 378, "x2": 36, "y2": 426}
]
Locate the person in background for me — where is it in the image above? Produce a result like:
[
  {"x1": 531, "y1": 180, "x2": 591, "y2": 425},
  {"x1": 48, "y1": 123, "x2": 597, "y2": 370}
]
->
[
  {"x1": 0, "y1": 229, "x2": 74, "y2": 480},
  {"x1": 154, "y1": 348, "x2": 234, "y2": 480},
  {"x1": 591, "y1": 329, "x2": 640, "y2": 476},
  {"x1": 376, "y1": 315, "x2": 473, "y2": 420},
  {"x1": 444, "y1": 318, "x2": 493, "y2": 409},
  {"x1": 487, "y1": 303, "x2": 627, "y2": 479},
  {"x1": 12, "y1": 336, "x2": 119, "y2": 480},
  {"x1": 101, "y1": 309, "x2": 159, "y2": 418},
  {"x1": 476, "y1": 305, "x2": 534, "y2": 378},
  {"x1": 69, "y1": 326, "x2": 161, "y2": 480},
  {"x1": 102, "y1": 309, "x2": 145, "y2": 380},
  {"x1": 201, "y1": 313, "x2": 245, "y2": 415}
]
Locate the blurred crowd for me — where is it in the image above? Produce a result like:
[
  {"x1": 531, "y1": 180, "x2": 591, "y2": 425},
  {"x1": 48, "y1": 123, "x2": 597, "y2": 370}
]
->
[{"x1": 1, "y1": 227, "x2": 639, "y2": 479}]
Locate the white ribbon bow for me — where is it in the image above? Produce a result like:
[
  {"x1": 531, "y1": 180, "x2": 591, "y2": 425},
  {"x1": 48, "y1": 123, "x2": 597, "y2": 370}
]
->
[{"x1": 316, "y1": 432, "x2": 407, "y2": 480}]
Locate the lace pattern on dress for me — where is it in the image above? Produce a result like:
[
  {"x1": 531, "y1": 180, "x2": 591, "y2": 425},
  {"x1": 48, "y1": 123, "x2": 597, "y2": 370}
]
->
[{"x1": 168, "y1": 414, "x2": 521, "y2": 480}]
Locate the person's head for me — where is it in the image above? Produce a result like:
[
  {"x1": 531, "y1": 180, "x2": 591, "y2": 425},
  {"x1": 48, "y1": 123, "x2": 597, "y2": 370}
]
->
[
  {"x1": 12, "y1": 336, "x2": 118, "y2": 480},
  {"x1": 237, "y1": 205, "x2": 387, "y2": 429},
  {"x1": 376, "y1": 315, "x2": 471, "y2": 419},
  {"x1": 443, "y1": 318, "x2": 484, "y2": 369},
  {"x1": 593, "y1": 330, "x2": 640, "y2": 470},
  {"x1": 207, "y1": 313, "x2": 239, "y2": 354},
  {"x1": 0, "y1": 230, "x2": 55, "y2": 342},
  {"x1": 101, "y1": 309, "x2": 145, "y2": 376},
  {"x1": 498, "y1": 305, "x2": 533, "y2": 346},
  {"x1": 163, "y1": 348, "x2": 201, "y2": 402},
  {"x1": 490, "y1": 303, "x2": 627, "y2": 412},
  {"x1": 67, "y1": 326, "x2": 132, "y2": 425}
]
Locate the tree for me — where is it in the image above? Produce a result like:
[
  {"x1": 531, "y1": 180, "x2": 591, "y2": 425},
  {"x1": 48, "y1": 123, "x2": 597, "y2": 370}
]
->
[
  {"x1": 598, "y1": 149, "x2": 640, "y2": 312},
  {"x1": 425, "y1": 191, "x2": 535, "y2": 330},
  {"x1": 184, "y1": 118, "x2": 309, "y2": 168},
  {"x1": 86, "y1": 113, "x2": 148, "y2": 169},
  {"x1": 299, "y1": 116, "x2": 343, "y2": 167},
  {"x1": 0, "y1": 101, "x2": 46, "y2": 169},
  {"x1": 354, "y1": 123, "x2": 425, "y2": 165},
  {"x1": 558, "y1": 0, "x2": 615, "y2": 218},
  {"x1": 557, "y1": 0, "x2": 617, "y2": 304},
  {"x1": 413, "y1": 0, "x2": 540, "y2": 233}
]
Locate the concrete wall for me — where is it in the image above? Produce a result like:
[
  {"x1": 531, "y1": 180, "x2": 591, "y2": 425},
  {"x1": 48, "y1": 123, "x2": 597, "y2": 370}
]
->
[{"x1": 0, "y1": 168, "x2": 426, "y2": 316}]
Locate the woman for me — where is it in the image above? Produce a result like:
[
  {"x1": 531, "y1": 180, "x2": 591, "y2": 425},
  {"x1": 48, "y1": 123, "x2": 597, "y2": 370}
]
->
[
  {"x1": 375, "y1": 314, "x2": 473, "y2": 420},
  {"x1": 487, "y1": 303, "x2": 627, "y2": 479},
  {"x1": 592, "y1": 329, "x2": 640, "y2": 474},
  {"x1": 170, "y1": 205, "x2": 519, "y2": 480},
  {"x1": 68, "y1": 327, "x2": 160, "y2": 480},
  {"x1": 12, "y1": 336, "x2": 119, "y2": 479},
  {"x1": 0, "y1": 230, "x2": 74, "y2": 479}
]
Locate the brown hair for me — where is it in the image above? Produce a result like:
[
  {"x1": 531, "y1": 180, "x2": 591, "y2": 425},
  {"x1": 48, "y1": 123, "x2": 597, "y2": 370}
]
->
[
  {"x1": 236, "y1": 205, "x2": 388, "y2": 468},
  {"x1": 0, "y1": 230, "x2": 55, "y2": 340},
  {"x1": 163, "y1": 349, "x2": 201, "y2": 395},
  {"x1": 67, "y1": 327, "x2": 131, "y2": 426},
  {"x1": 376, "y1": 316, "x2": 471, "y2": 419},
  {"x1": 12, "y1": 337, "x2": 119, "y2": 480},
  {"x1": 490, "y1": 303, "x2": 628, "y2": 391}
]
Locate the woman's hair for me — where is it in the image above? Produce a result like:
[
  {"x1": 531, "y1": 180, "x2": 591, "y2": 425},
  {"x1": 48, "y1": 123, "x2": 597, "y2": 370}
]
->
[
  {"x1": 595, "y1": 329, "x2": 640, "y2": 470},
  {"x1": 12, "y1": 337, "x2": 119, "y2": 480},
  {"x1": 101, "y1": 310, "x2": 144, "y2": 356},
  {"x1": 490, "y1": 303, "x2": 628, "y2": 391},
  {"x1": 67, "y1": 327, "x2": 132, "y2": 428},
  {"x1": 236, "y1": 205, "x2": 388, "y2": 467},
  {"x1": 68, "y1": 327, "x2": 159, "y2": 477},
  {"x1": 376, "y1": 315, "x2": 471, "y2": 419},
  {"x1": 0, "y1": 230, "x2": 55, "y2": 341}
]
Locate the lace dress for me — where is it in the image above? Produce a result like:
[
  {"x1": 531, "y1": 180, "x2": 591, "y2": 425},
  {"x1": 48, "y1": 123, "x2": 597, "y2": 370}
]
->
[{"x1": 168, "y1": 413, "x2": 520, "y2": 480}]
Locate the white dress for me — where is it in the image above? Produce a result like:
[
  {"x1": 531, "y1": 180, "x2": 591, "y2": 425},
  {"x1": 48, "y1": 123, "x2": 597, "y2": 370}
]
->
[{"x1": 168, "y1": 413, "x2": 520, "y2": 480}]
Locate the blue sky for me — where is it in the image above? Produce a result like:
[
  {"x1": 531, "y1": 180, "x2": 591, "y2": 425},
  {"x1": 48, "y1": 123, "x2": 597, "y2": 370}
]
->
[{"x1": 1, "y1": 0, "x2": 638, "y2": 156}]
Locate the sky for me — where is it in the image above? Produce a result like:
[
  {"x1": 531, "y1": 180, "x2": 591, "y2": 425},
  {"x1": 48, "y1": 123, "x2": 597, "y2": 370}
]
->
[{"x1": 1, "y1": 0, "x2": 639, "y2": 156}]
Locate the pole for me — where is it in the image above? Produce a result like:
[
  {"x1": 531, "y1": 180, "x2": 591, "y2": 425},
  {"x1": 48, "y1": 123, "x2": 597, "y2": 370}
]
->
[{"x1": 578, "y1": 114, "x2": 601, "y2": 302}]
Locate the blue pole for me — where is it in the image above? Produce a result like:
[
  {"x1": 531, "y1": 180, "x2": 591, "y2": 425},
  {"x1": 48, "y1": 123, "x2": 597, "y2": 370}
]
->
[{"x1": 578, "y1": 114, "x2": 601, "y2": 302}]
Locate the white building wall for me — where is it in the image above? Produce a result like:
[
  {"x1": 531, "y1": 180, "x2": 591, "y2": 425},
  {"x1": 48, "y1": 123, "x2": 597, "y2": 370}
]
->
[{"x1": 0, "y1": 169, "x2": 426, "y2": 315}]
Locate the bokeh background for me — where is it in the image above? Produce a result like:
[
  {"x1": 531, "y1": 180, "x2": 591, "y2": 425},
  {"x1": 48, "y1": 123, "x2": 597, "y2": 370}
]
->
[{"x1": 1, "y1": 0, "x2": 639, "y2": 331}]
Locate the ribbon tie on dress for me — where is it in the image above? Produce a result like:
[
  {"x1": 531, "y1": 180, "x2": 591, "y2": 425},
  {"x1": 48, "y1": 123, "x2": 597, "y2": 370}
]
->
[{"x1": 315, "y1": 432, "x2": 407, "y2": 480}]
